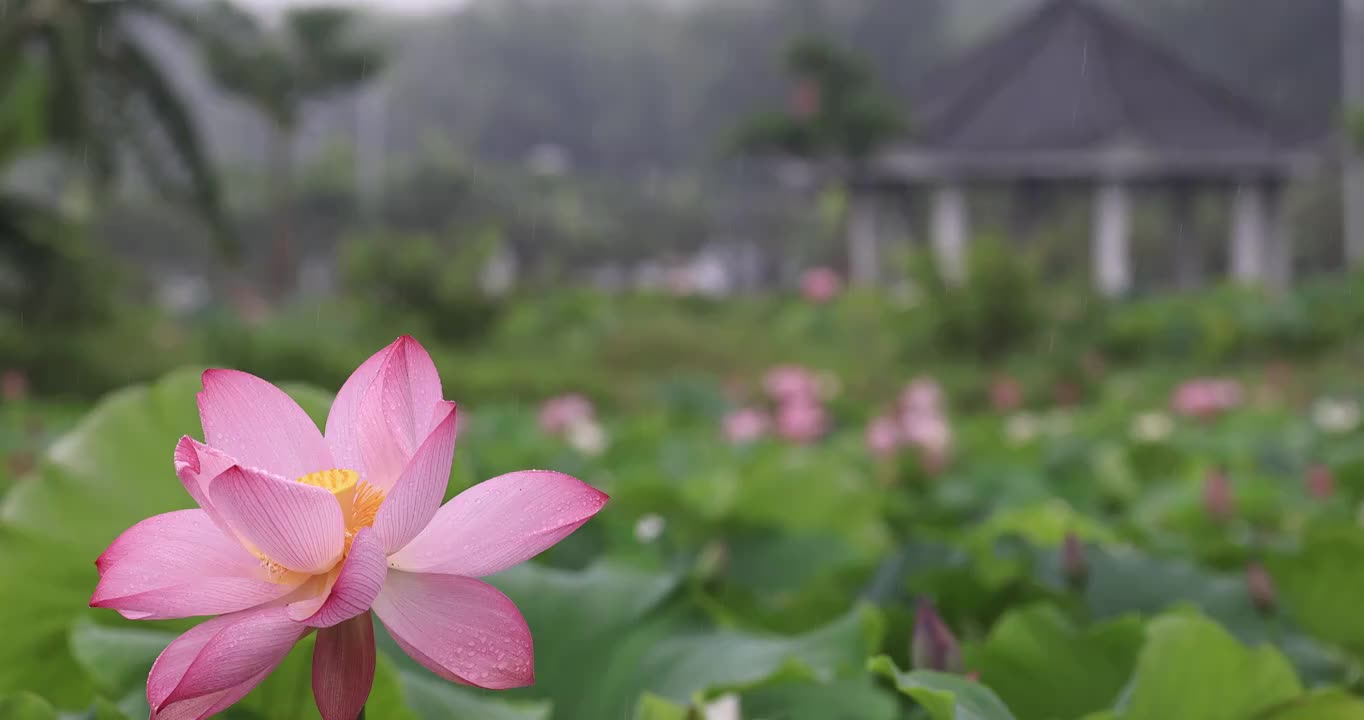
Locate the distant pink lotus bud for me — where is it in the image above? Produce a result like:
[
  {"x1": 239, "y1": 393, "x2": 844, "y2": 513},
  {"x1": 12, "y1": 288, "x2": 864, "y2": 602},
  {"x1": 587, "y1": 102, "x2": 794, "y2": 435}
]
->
[
  {"x1": 1203, "y1": 468, "x2": 1234, "y2": 521},
  {"x1": 800, "y1": 267, "x2": 842, "y2": 303},
  {"x1": 538, "y1": 393, "x2": 595, "y2": 436},
  {"x1": 765, "y1": 365, "x2": 819, "y2": 403},
  {"x1": 5, "y1": 450, "x2": 34, "y2": 478},
  {"x1": 1, "y1": 369, "x2": 28, "y2": 402},
  {"x1": 1052, "y1": 380, "x2": 1082, "y2": 408},
  {"x1": 791, "y1": 78, "x2": 821, "y2": 118},
  {"x1": 1306, "y1": 464, "x2": 1334, "y2": 500},
  {"x1": 911, "y1": 599, "x2": 962, "y2": 673},
  {"x1": 1172, "y1": 378, "x2": 1244, "y2": 420},
  {"x1": 775, "y1": 397, "x2": 828, "y2": 444},
  {"x1": 1245, "y1": 561, "x2": 1276, "y2": 615},
  {"x1": 1082, "y1": 352, "x2": 1107, "y2": 380},
  {"x1": 1062, "y1": 532, "x2": 1088, "y2": 591},
  {"x1": 865, "y1": 415, "x2": 902, "y2": 458},
  {"x1": 989, "y1": 375, "x2": 1023, "y2": 413},
  {"x1": 723, "y1": 408, "x2": 770, "y2": 445},
  {"x1": 900, "y1": 378, "x2": 944, "y2": 417}
]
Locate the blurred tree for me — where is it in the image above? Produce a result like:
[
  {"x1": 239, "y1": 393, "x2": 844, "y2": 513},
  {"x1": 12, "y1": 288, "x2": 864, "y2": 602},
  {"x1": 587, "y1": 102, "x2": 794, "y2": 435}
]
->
[
  {"x1": 198, "y1": 2, "x2": 383, "y2": 298},
  {"x1": 729, "y1": 36, "x2": 906, "y2": 281},
  {"x1": 0, "y1": 0, "x2": 234, "y2": 256}
]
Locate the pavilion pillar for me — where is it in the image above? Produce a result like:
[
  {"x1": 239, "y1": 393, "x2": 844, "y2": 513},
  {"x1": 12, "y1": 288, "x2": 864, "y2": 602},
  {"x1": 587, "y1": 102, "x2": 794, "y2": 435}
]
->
[
  {"x1": 930, "y1": 183, "x2": 968, "y2": 284},
  {"x1": 1230, "y1": 182, "x2": 1272, "y2": 284},
  {"x1": 1092, "y1": 180, "x2": 1132, "y2": 297},
  {"x1": 847, "y1": 191, "x2": 880, "y2": 286}
]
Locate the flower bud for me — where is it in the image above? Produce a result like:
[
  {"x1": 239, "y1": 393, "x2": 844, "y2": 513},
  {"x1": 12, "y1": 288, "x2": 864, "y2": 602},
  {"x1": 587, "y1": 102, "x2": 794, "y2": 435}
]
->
[
  {"x1": 1062, "y1": 532, "x2": 1089, "y2": 591},
  {"x1": 911, "y1": 599, "x2": 963, "y2": 673},
  {"x1": 1305, "y1": 464, "x2": 1334, "y2": 500},
  {"x1": 1202, "y1": 468, "x2": 1234, "y2": 521},
  {"x1": 1245, "y1": 561, "x2": 1276, "y2": 615}
]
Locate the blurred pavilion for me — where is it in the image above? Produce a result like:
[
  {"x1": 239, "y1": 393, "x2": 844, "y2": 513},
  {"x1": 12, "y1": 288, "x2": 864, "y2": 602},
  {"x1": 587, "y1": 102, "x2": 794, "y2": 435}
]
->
[{"x1": 852, "y1": 0, "x2": 1317, "y2": 295}]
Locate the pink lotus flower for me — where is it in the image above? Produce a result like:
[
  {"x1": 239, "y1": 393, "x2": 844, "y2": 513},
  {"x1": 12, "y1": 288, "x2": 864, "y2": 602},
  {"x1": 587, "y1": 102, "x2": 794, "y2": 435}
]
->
[
  {"x1": 1172, "y1": 378, "x2": 1244, "y2": 420},
  {"x1": 865, "y1": 415, "x2": 902, "y2": 458},
  {"x1": 1202, "y1": 467, "x2": 1234, "y2": 521},
  {"x1": 764, "y1": 365, "x2": 819, "y2": 403},
  {"x1": 775, "y1": 397, "x2": 828, "y2": 444},
  {"x1": 1, "y1": 368, "x2": 27, "y2": 402},
  {"x1": 91, "y1": 337, "x2": 608, "y2": 720},
  {"x1": 899, "y1": 378, "x2": 944, "y2": 418},
  {"x1": 723, "y1": 407, "x2": 770, "y2": 445},
  {"x1": 800, "y1": 267, "x2": 842, "y2": 302},
  {"x1": 538, "y1": 393, "x2": 595, "y2": 436},
  {"x1": 989, "y1": 375, "x2": 1023, "y2": 413},
  {"x1": 1306, "y1": 464, "x2": 1334, "y2": 500}
]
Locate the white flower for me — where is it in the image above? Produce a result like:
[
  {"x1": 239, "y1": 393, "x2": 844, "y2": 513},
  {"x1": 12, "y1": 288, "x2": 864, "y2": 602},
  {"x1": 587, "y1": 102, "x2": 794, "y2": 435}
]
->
[
  {"x1": 566, "y1": 420, "x2": 609, "y2": 456},
  {"x1": 705, "y1": 694, "x2": 742, "y2": 720},
  {"x1": 634, "y1": 513, "x2": 666, "y2": 544},
  {"x1": 1005, "y1": 412, "x2": 1041, "y2": 446},
  {"x1": 1312, "y1": 397, "x2": 1361, "y2": 434},
  {"x1": 1130, "y1": 411, "x2": 1174, "y2": 443}
]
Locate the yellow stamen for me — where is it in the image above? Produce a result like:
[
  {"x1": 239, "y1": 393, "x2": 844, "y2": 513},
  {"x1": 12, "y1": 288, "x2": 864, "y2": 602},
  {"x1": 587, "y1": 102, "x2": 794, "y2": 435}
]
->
[
  {"x1": 295, "y1": 468, "x2": 386, "y2": 558},
  {"x1": 352, "y1": 481, "x2": 383, "y2": 530}
]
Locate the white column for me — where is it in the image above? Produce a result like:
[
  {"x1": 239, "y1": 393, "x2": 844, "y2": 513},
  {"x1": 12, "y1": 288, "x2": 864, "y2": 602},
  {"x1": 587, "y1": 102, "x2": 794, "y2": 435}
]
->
[
  {"x1": 1093, "y1": 180, "x2": 1132, "y2": 297},
  {"x1": 1231, "y1": 182, "x2": 1269, "y2": 284},
  {"x1": 847, "y1": 192, "x2": 880, "y2": 286},
  {"x1": 930, "y1": 184, "x2": 968, "y2": 285}
]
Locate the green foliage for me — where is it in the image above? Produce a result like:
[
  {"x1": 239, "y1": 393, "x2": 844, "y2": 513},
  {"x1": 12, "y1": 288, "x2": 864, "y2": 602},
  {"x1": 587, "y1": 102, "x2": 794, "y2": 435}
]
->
[
  {"x1": 1118, "y1": 611, "x2": 1301, "y2": 720},
  {"x1": 730, "y1": 35, "x2": 905, "y2": 162},
  {"x1": 965, "y1": 605, "x2": 1143, "y2": 720},
  {"x1": 868, "y1": 656, "x2": 1017, "y2": 720},
  {"x1": 340, "y1": 227, "x2": 505, "y2": 344},
  {"x1": 913, "y1": 239, "x2": 1045, "y2": 361}
]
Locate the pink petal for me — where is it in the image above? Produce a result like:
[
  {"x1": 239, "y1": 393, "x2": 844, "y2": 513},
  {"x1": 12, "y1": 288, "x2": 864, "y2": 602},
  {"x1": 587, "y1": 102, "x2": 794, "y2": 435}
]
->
[
  {"x1": 198, "y1": 369, "x2": 333, "y2": 480},
  {"x1": 313, "y1": 612, "x2": 376, "y2": 720},
  {"x1": 387, "y1": 471, "x2": 608, "y2": 577},
  {"x1": 149, "y1": 607, "x2": 307, "y2": 717},
  {"x1": 372, "y1": 571, "x2": 533, "y2": 689},
  {"x1": 326, "y1": 337, "x2": 442, "y2": 491},
  {"x1": 374, "y1": 402, "x2": 458, "y2": 554},
  {"x1": 173, "y1": 436, "x2": 240, "y2": 536},
  {"x1": 297, "y1": 528, "x2": 387, "y2": 628},
  {"x1": 92, "y1": 510, "x2": 303, "y2": 620},
  {"x1": 210, "y1": 465, "x2": 345, "y2": 574}
]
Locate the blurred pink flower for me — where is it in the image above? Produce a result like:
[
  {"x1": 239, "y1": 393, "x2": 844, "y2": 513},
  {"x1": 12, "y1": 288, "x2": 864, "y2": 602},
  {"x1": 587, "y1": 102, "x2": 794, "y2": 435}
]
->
[
  {"x1": 1, "y1": 369, "x2": 28, "y2": 402},
  {"x1": 538, "y1": 393, "x2": 595, "y2": 436},
  {"x1": 1172, "y1": 378, "x2": 1244, "y2": 420},
  {"x1": 800, "y1": 267, "x2": 842, "y2": 303},
  {"x1": 764, "y1": 365, "x2": 820, "y2": 403},
  {"x1": 1245, "y1": 561, "x2": 1276, "y2": 614},
  {"x1": 865, "y1": 415, "x2": 902, "y2": 458},
  {"x1": 1306, "y1": 464, "x2": 1334, "y2": 500},
  {"x1": 791, "y1": 78, "x2": 821, "y2": 118},
  {"x1": 899, "y1": 378, "x2": 944, "y2": 417},
  {"x1": 775, "y1": 397, "x2": 828, "y2": 444},
  {"x1": 91, "y1": 337, "x2": 608, "y2": 719},
  {"x1": 723, "y1": 408, "x2": 770, "y2": 445},
  {"x1": 989, "y1": 375, "x2": 1023, "y2": 413},
  {"x1": 1203, "y1": 468, "x2": 1234, "y2": 521}
]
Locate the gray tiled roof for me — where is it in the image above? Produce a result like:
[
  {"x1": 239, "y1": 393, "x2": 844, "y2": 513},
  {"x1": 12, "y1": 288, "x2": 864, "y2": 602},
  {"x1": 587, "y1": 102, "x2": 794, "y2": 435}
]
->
[{"x1": 910, "y1": 0, "x2": 1292, "y2": 154}]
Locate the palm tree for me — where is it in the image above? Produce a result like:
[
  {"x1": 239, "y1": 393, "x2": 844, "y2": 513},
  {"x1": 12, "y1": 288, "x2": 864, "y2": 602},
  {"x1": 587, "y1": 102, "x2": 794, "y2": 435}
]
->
[
  {"x1": 730, "y1": 36, "x2": 906, "y2": 285},
  {"x1": 198, "y1": 2, "x2": 383, "y2": 298},
  {"x1": 0, "y1": 0, "x2": 236, "y2": 257}
]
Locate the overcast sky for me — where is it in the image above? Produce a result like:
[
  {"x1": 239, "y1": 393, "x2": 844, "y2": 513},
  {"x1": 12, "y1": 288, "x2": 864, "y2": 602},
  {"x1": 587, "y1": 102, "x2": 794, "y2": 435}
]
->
[{"x1": 231, "y1": 0, "x2": 468, "y2": 15}]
